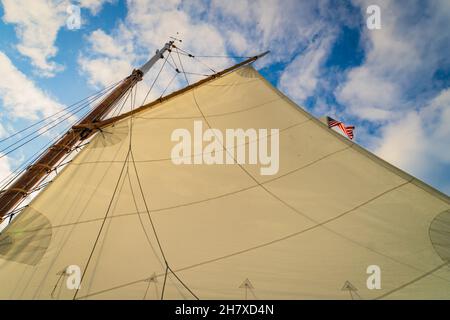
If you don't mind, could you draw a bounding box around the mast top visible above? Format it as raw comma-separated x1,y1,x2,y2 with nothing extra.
256,51,270,59
139,41,174,75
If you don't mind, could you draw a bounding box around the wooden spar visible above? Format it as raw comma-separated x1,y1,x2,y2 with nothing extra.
0,41,176,221
0,50,269,221
94,51,270,129
0,71,141,221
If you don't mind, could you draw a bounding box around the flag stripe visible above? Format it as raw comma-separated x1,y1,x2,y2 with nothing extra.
327,116,355,140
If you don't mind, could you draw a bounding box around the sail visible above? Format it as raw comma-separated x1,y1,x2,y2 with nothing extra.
0,66,449,300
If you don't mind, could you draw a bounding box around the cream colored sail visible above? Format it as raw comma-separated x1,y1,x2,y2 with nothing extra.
0,66,449,300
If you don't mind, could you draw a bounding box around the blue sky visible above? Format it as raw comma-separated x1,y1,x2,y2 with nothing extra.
0,0,449,194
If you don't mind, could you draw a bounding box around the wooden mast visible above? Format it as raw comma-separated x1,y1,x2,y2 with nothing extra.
0,42,174,221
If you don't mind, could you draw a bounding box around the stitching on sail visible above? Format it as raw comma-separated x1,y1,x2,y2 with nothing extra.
73,188,450,300
70,118,312,165
374,261,450,300
134,97,282,120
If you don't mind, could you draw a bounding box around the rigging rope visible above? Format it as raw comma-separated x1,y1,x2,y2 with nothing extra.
0,139,55,190
110,85,133,118
0,112,93,191
0,137,90,222
141,53,170,106
0,79,123,145
71,56,199,299
175,47,190,86
0,110,91,161
166,53,211,78
126,78,188,300
73,150,130,300
0,79,123,159
173,45,250,76
174,45,251,60
127,56,199,299
0,109,93,191
168,50,180,73
160,72,178,98
0,101,91,158
177,51,252,59
161,265,169,300
186,87,447,293
2,46,247,297
0,79,127,224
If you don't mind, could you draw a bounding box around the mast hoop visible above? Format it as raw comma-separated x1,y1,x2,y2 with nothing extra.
5,188,28,195
27,164,53,173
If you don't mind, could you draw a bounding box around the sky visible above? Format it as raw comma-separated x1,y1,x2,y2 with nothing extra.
0,0,449,195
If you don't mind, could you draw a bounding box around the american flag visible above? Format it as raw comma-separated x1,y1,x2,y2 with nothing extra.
327,117,355,140
326,116,341,128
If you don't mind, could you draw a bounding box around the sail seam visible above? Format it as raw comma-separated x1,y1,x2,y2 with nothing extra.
187,82,450,289
374,261,450,300
35,145,350,232
127,63,200,300
74,189,450,300
70,118,310,166
72,150,130,300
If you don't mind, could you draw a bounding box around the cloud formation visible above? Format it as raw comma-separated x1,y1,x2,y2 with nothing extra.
78,0,349,104
279,35,334,103
0,50,69,181
335,0,450,193
375,88,450,193
0,51,63,120
0,156,12,185
1,0,113,77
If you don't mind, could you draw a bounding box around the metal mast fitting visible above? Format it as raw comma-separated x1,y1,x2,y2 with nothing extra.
0,41,174,221
140,41,173,75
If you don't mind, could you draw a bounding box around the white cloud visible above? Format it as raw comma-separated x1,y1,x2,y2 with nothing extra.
1,0,67,77
328,0,450,193
336,67,401,121
0,124,7,138
125,0,228,64
336,0,450,122
0,156,12,183
78,0,115,15
1,0,114,77
78,0,231,105
78,0,345,107
0,48,87,185
375,89,450,192
77,24,136,89
279,36,334,103
81,0,343,76
78,56,134,88
88,28,134,59
0,51,63,120
209,0,335,61
375,112,426,172
77,22,154,107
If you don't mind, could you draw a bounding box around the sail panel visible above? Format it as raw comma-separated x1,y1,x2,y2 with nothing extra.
0,65,449,299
